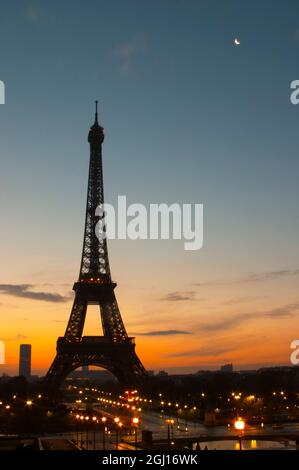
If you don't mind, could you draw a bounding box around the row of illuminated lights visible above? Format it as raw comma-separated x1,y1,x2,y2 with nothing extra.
74,414,140,428
159,392,291,406
0,400,33,410
79,388,292,402
78,389,150,404
0,397,40,409
158,391,291,399
76,397,143,412
72,386,112,396
75,388,293,409
76,395,293,412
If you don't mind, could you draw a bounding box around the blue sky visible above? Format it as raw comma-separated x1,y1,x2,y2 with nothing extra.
0,1,299,374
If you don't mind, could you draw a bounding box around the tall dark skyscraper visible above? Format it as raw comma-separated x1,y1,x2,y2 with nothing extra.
19,344,31,378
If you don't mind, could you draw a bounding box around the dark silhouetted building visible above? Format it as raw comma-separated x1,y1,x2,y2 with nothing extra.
220,363,233,373
19,344,31,378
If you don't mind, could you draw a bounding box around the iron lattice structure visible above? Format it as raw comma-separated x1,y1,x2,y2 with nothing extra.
45,103,146,390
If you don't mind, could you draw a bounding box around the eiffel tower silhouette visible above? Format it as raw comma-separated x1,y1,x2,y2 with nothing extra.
45,102,146,390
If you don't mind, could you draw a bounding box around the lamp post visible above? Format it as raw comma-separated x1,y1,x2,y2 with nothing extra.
234,418,245,450
165,419,174,448
132,417,139,450
114,417,120,450
92,416,97,450
184,406,188,432
101,417,107,450
80,415,84,447
85,416,90,450
75,414,80,444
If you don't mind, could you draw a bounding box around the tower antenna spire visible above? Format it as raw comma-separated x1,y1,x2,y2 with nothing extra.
95,100,98,123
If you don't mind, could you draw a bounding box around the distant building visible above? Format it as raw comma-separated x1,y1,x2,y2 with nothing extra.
239,369,257,375
220,363,233,373
19,344,31,378
157,370,168,377
67,368,116,384
147,370,155,376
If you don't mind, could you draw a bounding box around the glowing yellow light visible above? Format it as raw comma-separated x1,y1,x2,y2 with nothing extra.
114,417,120,423
251,440,257,449
26,400,32,406
234,418,245,431
132,417,139,425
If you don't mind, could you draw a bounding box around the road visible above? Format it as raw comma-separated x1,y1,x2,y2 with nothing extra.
45,406,299,450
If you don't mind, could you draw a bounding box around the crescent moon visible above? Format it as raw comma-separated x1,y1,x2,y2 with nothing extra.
234,38,240,46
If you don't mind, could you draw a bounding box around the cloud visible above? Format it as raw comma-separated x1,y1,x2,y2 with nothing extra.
265,302,299,318
0,284,71,303
15,334,28,340
132,330,192,336
114,34,147,75
195,269,299,287
159,291,196,302
167,346,235,358
3,334,29,342
199,302,299,332
223,296,266,306
241,270,299,283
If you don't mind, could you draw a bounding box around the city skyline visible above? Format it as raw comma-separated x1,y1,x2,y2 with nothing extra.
1,0,299,376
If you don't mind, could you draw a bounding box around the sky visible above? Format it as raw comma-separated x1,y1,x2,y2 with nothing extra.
0,0,299,376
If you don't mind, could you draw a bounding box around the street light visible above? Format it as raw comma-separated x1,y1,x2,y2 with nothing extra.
26,400,32,406
132,417,139,450
114,417,120,450
166,419,174,448
101,417,107,450
85,416,90,450
234,418,245,450
92,416,97,450
79,415,84,447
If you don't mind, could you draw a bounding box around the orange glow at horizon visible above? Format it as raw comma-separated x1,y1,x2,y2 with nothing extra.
0,277,296,377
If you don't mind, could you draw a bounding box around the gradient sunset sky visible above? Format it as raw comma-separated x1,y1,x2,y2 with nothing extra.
1,0,299,376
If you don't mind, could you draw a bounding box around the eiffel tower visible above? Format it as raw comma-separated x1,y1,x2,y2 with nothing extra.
45,102,146,390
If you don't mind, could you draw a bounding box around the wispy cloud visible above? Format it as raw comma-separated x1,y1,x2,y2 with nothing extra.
195,269,299,287
132,330,192,336
0,284,71,303
200,302,299,332
167,346,235,358
114,34,147,75
3,333,29,342
223,295,266,306
159,291,196,302
265,302,299,318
